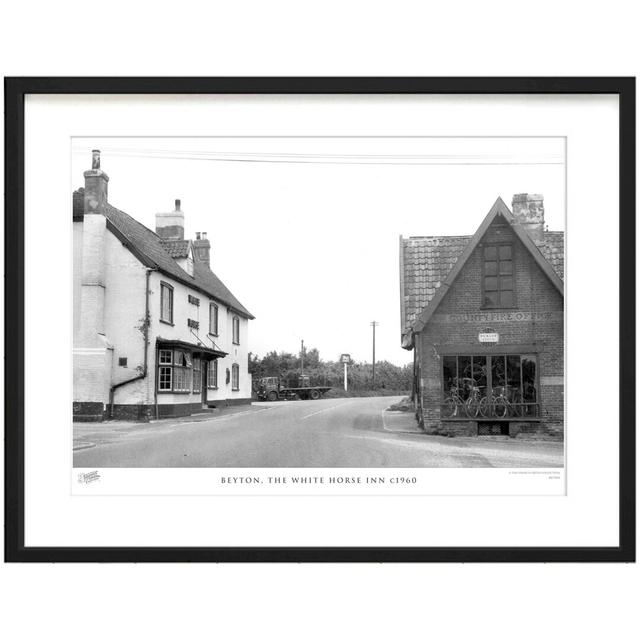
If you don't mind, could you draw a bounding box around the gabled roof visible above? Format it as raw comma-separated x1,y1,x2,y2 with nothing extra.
400,197,564,345
73,189,254,319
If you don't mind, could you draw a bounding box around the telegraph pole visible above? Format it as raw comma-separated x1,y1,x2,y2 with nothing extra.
370,321,378,388
300,339,305,376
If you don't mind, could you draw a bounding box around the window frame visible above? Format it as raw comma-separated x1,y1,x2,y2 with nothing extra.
231,363,240,391
157,348,173,392
157,348,192,394
440,352,541,421
232,315,240,345
209,302,219,336
207,359,219,390
480,242,516,309
160,281,174,325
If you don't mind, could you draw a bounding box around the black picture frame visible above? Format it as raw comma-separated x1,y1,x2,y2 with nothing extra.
4,77,635,563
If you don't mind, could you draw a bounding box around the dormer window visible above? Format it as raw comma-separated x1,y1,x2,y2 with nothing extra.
482,244,515,308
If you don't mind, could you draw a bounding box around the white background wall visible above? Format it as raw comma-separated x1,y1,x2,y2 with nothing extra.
1,3,638,640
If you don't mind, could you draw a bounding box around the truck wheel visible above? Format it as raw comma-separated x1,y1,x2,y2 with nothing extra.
309,389,320,400
268,391,278,402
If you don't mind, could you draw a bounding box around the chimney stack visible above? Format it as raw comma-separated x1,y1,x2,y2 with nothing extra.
511,194,545,246
155,198,185,240
194,231,211,267
83,149,109,215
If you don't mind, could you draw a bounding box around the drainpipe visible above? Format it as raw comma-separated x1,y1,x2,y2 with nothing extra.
109,268,155,418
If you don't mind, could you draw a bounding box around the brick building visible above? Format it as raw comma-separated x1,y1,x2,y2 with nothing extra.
399,195,564,438
73,150,254,421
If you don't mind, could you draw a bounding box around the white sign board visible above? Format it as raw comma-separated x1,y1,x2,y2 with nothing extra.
479,332,499,343
340,353,351,364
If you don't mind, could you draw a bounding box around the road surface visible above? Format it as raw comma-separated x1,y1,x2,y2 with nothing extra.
73,396,564,468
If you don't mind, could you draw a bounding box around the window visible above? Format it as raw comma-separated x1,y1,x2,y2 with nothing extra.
232,315,240,344
482,244,515,308
157,348,192,393
193,357,201,393
209,303,219,335
158,349,173,391
160,282,174,324
232,363,240,391
207,359,218,389
442,354,538,419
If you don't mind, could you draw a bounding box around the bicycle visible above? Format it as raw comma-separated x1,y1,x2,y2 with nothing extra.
442,382,484,418
442,386,464,418
479,385,522,418
464,383,484,418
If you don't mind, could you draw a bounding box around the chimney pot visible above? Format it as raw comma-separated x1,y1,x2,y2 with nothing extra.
175,199,181,211
92,149,101,170
196,232,201,240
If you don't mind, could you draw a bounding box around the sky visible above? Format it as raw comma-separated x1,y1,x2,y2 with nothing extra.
72,137,565,366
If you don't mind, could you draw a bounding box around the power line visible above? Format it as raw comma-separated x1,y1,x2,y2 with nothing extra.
70,148,563,166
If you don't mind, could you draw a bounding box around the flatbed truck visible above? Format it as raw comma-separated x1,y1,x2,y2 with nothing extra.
256,375,332,401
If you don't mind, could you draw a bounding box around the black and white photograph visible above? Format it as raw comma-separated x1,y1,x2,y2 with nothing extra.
72,136,565,470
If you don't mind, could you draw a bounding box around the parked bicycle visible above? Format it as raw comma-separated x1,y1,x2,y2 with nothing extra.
479,385,523,418
442,380,485,418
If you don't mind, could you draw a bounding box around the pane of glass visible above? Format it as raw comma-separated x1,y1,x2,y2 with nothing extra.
458,356,471,400
442,356,457,399
471,356,488,397
483,291,498,307
506,355,521,403
500,290,515,307
499,260,513,274
484,245,497,260
491,355,506,392
499,244,512,259
485,261,497,276
159,366,172,390
484,276,498,291
500,276,514,291
522,355,537,401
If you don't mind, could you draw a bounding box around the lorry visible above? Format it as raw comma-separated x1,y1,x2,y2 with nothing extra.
256,375,332,402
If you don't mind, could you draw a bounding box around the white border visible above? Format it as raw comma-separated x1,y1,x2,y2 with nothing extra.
24,94,619,547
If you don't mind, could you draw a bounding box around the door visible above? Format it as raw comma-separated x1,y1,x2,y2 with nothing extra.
201,362,208,407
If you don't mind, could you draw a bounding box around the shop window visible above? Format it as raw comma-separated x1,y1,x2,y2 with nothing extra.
209,360,218,389
160,282,174,324
441,354,538,419
482,244,515,308
232,363,240,391
209,303,219,336
157,348,192,393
